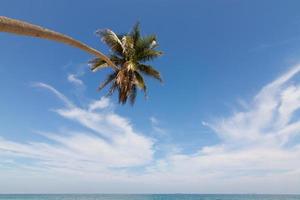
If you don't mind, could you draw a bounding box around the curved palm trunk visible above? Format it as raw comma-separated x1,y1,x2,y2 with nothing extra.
0,16,118,70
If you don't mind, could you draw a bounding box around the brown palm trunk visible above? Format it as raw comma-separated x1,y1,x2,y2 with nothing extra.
0,16,118,70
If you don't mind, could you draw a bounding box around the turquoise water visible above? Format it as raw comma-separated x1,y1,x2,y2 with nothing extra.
0,194,299,200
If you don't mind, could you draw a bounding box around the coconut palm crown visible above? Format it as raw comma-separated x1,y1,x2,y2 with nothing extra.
89,23,163,105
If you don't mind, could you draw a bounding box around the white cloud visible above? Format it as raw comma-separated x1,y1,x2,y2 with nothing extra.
67,73,84,86
0,83,154,175
2,65,300,193
89,97,110,111
150,117,159,125
32,82,74,107
141,65,300,193
150,116,167,135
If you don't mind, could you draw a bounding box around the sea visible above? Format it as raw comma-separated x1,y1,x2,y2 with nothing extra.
0,194,299,200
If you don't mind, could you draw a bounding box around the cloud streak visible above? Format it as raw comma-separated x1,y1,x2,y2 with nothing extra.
141,65,300,193
0,83,154,175
67,73,84,86
1,65,300,193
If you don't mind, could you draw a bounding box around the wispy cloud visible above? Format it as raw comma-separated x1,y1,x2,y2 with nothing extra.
1,65,300,193
32,82,74,107
0,83,154,174
144,65,300,193
89,97,111,111
67,74,84,86
150,116,167,135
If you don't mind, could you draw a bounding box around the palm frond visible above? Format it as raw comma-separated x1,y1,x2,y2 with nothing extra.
118,87,128,104
117,34,126,40
130,22,140,45
109,54,124,66
107,81,118,96
134,71,147,95
121,35,134,57
136,35,157,51
137,49,163,62
89,58,109,72
138,64,162,82
129,85,137,105
96,29,123,55
98,72,117,91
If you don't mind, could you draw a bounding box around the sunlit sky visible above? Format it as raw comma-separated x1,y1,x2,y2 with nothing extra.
1,0,300,194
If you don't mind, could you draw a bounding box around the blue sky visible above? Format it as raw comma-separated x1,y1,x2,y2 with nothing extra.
1,0,300,194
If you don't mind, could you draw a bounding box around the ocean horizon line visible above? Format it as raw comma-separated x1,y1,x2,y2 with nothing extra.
1,193,300,195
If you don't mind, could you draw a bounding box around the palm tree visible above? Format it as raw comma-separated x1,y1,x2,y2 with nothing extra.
0,16,118,69
89,23,163,105
0,17,163,105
